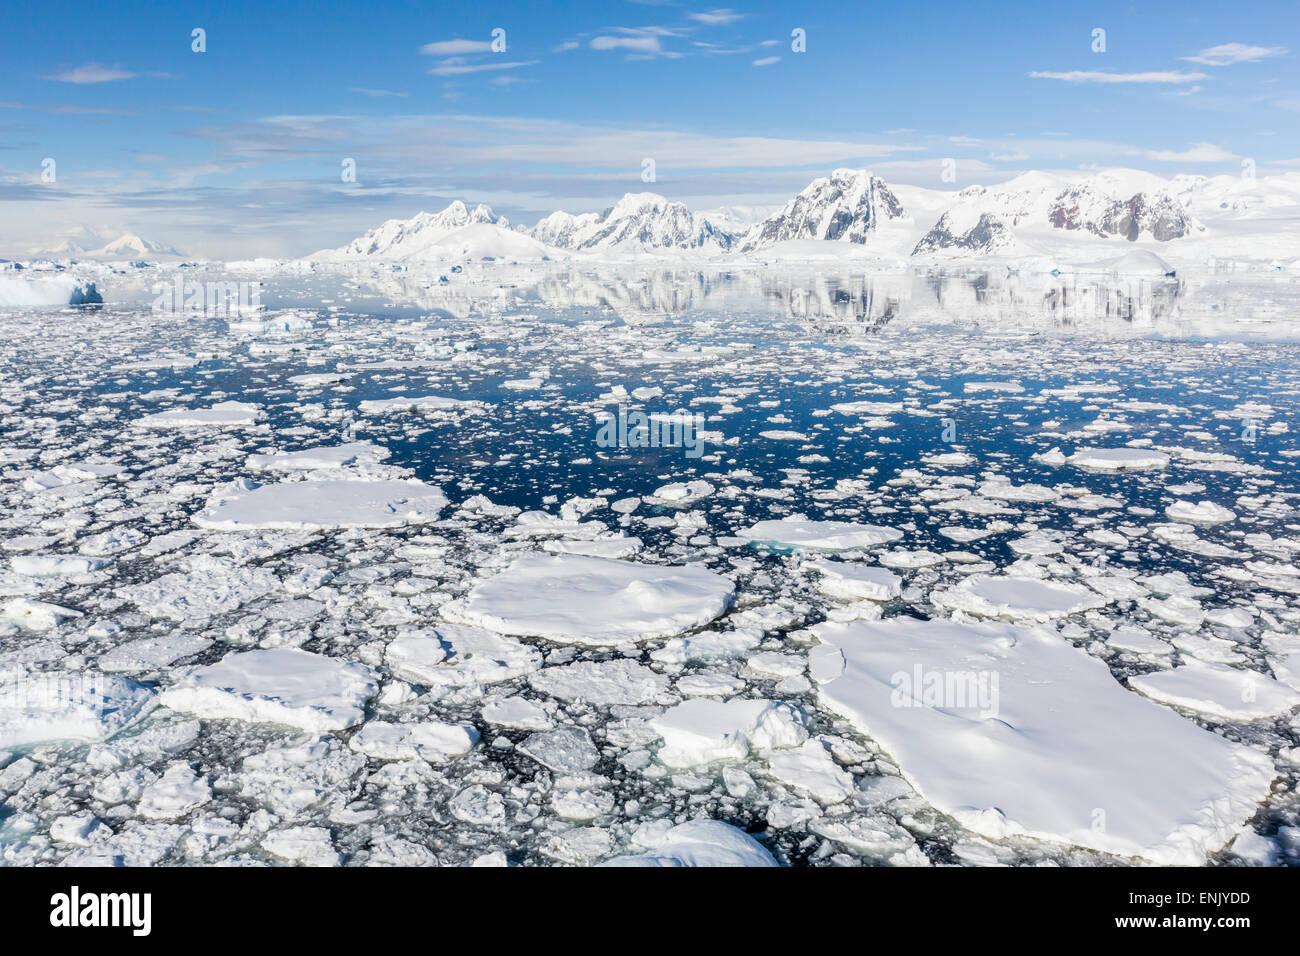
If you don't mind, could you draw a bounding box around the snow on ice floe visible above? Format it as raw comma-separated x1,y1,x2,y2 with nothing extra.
348,720,479,763
358,394,484,415
384,623,543,689
159,648,377,732
600,819,777,867
931,574,1108,622
136,401,262,429
0,675,155,748
812,560,902,601
1065,447,1170,471
811,616,1276,864
115,556,278,622
1165,500,1236,526
650,698,807,768
1128,659,1300,721
246,441,390,472
192,478,449,531
529,658,670,706
736,519,903,552
443,553,734,646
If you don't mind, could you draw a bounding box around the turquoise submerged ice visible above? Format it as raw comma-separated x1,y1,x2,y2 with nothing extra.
0,264,1298,868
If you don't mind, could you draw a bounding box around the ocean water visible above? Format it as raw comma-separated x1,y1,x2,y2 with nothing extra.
0,265,1298,866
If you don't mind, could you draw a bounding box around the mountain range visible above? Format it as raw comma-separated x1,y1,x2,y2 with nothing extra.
302,166,1300,267
33,228,185,260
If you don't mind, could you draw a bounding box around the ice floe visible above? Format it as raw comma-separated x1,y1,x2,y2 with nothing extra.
444,554,734,646
811,616,1275,864
193,479,449,531
160,649,377,732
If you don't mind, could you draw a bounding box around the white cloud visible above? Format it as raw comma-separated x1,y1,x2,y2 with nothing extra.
420,39,494,56
1181,43,1288,66
1028,70,1208,84
349,87,409,98
752,56,779,67
691,9,744,25
1146,142,1239,162
44,63,138,84
427,59,538,76
591,35,661,53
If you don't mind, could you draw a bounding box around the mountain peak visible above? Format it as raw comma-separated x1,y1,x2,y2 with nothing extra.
737,170,906,252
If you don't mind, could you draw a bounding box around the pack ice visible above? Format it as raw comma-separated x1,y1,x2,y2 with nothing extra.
193,479,449,530
159,649,377,732
810,617,1276,864
443,553,734,645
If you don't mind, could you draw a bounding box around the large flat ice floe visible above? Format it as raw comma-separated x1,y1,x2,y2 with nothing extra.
159,648,377,732
931,574,1109,622
246,441,390,472
600,819,777,867
136,401,262,429
736,519,903,552
443,553,734,646
193,479,449,530
385,623,543,689
1066,447,1170,472
0,675,155,748
1128,658,1300,721
810,616,1276,864
650,698,807,768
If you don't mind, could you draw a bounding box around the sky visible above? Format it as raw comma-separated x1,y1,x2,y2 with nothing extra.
1,0,1298,258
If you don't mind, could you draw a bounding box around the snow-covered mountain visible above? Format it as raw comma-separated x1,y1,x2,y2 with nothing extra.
736,170,907,252
315,201,513,261
911,171,1201,257
33,228,184,259
305,167,1300,269
528,210,600,248
530,193,732,253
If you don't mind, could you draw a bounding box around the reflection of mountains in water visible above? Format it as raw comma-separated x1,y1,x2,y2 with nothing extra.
347,266,1211,334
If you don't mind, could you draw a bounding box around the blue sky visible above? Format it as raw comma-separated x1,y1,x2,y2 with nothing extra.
2,0,1297,257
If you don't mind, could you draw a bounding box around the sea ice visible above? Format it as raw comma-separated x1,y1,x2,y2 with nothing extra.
136,401,262,429
384,623,543,688
931,574,1108,622
246,442,390,472
1128,659,1300,721
600,819,777,867
811,616,1276,864
0,675,155,748
736,519,903,552
160,648,377,732
193,479,449,531
650,698,807,768
444,553,734,646
1067,448,1170,472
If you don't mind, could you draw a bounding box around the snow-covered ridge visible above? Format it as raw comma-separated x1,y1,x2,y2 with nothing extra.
313,201,513,262
288,167,1300,267
31,228,184,261
736,169,907,252
529,192,732,254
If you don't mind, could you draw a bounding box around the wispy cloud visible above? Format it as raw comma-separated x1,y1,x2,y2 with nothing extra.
752,56,779,67
349,87,409,98
690,9,744,26
1146,142,1238,162
44,63,141,84
591,34,662,53
420,39,495,56
1181,43,1288,66
1028,70,1208,84
427,59,538,76
0,99,136,115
